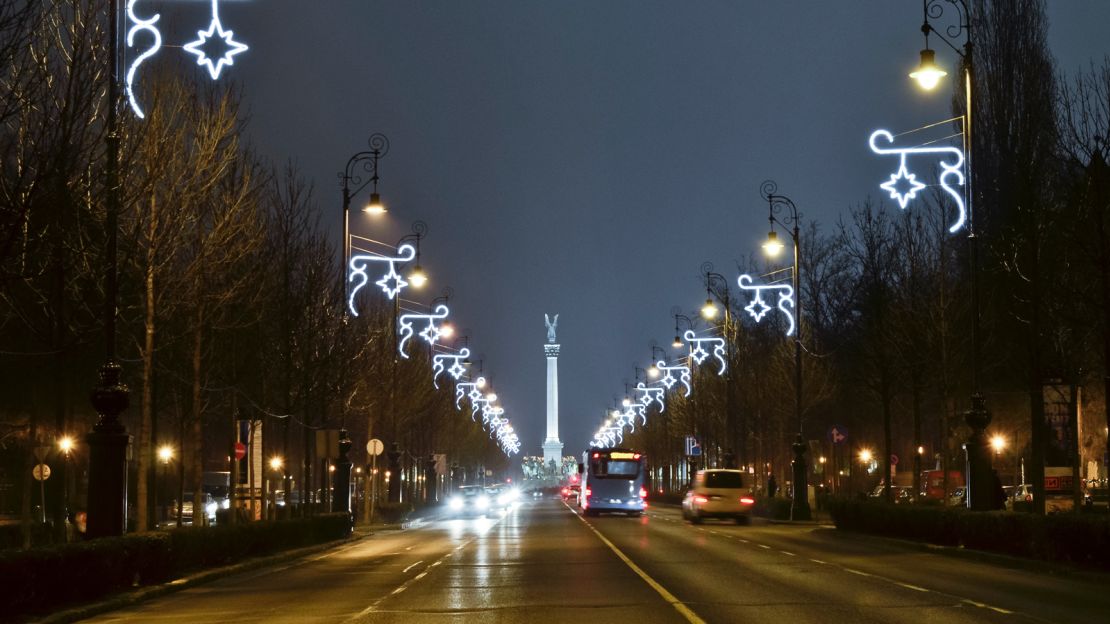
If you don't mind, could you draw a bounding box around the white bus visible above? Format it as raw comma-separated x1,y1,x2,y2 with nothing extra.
579,448,647,516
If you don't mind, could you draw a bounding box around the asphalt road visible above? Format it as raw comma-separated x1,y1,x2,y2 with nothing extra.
80,498,1110,624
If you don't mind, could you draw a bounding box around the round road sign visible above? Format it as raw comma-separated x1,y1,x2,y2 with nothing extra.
32,463,51,481
366,438,384,456
234,442,247,461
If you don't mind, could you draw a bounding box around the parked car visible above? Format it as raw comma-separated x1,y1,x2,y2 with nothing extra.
1084,479,1108,509
1007,483,1033,511
948,487,966,507
171,492,218,524
682,469,755,525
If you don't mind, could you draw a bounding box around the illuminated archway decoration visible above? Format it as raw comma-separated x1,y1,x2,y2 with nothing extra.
398,304,450,358
738,274,795,337
348,244,416,315
869,129,966,233
183,0,249,80
431,348,470,389
654,360,692,397
125,1,161,119
635,382,665,412
683,330,726,375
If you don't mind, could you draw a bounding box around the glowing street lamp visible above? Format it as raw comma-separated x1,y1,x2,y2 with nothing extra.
990,434,1006,454
762,230,785,257
859,448,873,464
647,345,666,378
673,312,694,349
909,48,947,90
157,445,173,464
58,436,75,455
700,297,718,320
269,456,284,472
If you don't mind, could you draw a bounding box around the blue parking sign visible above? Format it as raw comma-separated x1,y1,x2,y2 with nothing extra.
685,435,702,457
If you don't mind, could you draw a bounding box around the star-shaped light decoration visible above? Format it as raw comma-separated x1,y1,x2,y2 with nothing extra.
744,295,772,321
419,323,443,344
183,0,248,80
880,160,926,209
688,344,709,365
375,265,407,299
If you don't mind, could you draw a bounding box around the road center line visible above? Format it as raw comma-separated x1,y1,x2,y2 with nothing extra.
402,560,424,574
575,511,707,624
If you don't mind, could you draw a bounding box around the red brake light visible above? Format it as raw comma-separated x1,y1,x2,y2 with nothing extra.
585,487,592,497
638,487,647,498
1025,494,1032,502
561,488,568,495
693,495,709,504
740,497,755,505
592,453,599,458
633,453,641,460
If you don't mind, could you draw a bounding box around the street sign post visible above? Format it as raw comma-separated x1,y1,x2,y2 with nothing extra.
33,463,50,523
685,436,702,457
365,439,384,526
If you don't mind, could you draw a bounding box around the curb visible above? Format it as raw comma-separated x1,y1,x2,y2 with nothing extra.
29,533,365,624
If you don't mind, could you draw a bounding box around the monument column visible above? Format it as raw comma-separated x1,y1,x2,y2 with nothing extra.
542,314,564,467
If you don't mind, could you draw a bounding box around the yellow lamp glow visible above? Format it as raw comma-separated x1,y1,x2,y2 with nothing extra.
762,230,785,257
409,265,427,288
439,322,455,339
363,192,386,215
157,445,174,463
648,364,660,378
672,335,683,349
859,449,873,464
910,48,947,90
58,436,75,454
990,434,1006,454
269,456,284,471
701,298,718,320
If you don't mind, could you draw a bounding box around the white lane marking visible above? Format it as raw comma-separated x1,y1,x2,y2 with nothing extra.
402,560,423,574
757,544,771,550
780,550,796,557
391,586,406,595
346,538,475,621
737,539,749,543
572,503,706,624
845,568,872,577
413,572,427,581
897,582,929,592
809,558,828,565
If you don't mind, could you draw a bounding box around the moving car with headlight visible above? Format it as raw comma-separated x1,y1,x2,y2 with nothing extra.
485,483,519,512
579,448,647,516
447,485,492,517
682,469,754,524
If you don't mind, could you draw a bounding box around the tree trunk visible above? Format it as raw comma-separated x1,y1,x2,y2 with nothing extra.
136,194,157,532
191,307,205,526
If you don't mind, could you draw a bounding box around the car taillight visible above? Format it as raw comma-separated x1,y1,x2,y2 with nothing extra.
1025,494,1032,502
740,497,755,505
638,487,647,498
585,487,592,497
693,495,709,504
561,488,568,495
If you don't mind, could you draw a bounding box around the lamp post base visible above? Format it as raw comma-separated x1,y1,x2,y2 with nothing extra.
964,393,994,510
331,429,352,516
791,434,811,521
86,361,130,538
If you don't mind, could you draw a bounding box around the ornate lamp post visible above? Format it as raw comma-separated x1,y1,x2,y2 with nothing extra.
760,179,810,520
701,264,737,468
340,134,389,304
908,0,994,511
673,312,694,350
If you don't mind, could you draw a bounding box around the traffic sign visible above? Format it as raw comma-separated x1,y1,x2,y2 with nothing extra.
890,454,899,466
366,438,384,456
828,425,848,445
685,435,702,457
234,442,247,461
32,463,51,481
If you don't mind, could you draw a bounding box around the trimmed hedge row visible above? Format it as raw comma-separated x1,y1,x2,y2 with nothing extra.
0,513,352,620
827,499,1110,570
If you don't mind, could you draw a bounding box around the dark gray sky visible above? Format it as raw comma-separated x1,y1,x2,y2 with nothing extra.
185,1,1110,457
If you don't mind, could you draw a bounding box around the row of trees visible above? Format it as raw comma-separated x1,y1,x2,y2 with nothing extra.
619,0,1109,512
0,0,506,546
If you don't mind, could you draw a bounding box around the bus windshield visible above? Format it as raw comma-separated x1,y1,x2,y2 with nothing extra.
590,451,642,479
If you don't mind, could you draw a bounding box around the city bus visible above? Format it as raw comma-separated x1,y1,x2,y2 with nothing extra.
579,448,647,516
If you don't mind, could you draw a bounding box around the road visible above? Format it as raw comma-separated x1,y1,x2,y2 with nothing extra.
79,498,1110,624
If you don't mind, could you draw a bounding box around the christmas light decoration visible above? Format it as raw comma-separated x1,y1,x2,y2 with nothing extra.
654,360,692,397
183,0,248,80
737,274,795,337
455,377,486,411
124,1,161,119
431,348,470,389
635,382,665,412
397,304,450,358
348,244,417,315
683,330,726,375
869,129,966,233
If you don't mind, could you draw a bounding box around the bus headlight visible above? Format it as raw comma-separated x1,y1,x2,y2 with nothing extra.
449,497,463,510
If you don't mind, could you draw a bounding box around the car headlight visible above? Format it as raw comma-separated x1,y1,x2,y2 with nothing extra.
476,495,490,509
221,498,230,510
449,497,463,510
205,502,218,517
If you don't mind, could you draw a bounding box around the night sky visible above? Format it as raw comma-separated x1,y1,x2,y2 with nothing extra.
164,1,1110,457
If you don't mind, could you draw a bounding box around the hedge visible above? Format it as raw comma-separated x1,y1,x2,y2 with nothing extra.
0,512,352,620
827,499,1110,570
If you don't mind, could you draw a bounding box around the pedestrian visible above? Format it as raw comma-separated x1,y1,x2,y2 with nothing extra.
767,474,778,498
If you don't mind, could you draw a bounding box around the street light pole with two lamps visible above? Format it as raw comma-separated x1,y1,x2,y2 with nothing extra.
701,265,738,469
760,179,810,520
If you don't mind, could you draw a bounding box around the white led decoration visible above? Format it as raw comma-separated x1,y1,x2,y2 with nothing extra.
737,274,795,337
183,0,249,80
455,377,486,411
125,1,161,119
431,348,470,389
683,330,727,375
654,360,692,397
348,244,417,315
869,129,966,233
635,382,665,412
397,304,450,358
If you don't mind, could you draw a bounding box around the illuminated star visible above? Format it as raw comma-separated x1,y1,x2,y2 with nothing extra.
689,344,709,365
659,372,677,389
419,323,442,344
375,265,407,299
745,296,772,321
880,161,926,209
448,361,466,379
183,0,248,80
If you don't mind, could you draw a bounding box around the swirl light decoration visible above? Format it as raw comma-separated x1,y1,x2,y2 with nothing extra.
455,377,486,410
654,360,692,397
348,244,417,315
683,330,726,375
869,129,966,233
635,382,665,412
125,1,161,119
737,274,796,337
397,304,450,358
183,0,249,80
431,348,470,389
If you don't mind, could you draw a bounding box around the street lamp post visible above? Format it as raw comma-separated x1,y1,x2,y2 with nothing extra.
760,179,810,520
340,133,389,305
58,437,74,539
157,445,173,525
909,0,995,511
701,265,737,469
86,0,131,540
387,223,427,503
